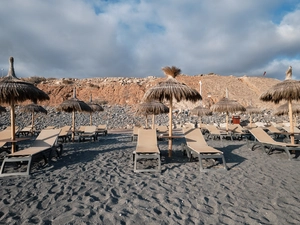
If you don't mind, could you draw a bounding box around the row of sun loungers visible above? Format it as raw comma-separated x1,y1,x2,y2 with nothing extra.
0,124,108,176
133,125,228,173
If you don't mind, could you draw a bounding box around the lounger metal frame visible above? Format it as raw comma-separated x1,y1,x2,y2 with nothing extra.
0,129,62,177
183,127,227,172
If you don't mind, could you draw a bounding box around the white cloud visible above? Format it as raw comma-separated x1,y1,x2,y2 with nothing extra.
0,0,299,80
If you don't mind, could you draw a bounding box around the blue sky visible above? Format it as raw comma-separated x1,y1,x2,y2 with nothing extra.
0,0,299,80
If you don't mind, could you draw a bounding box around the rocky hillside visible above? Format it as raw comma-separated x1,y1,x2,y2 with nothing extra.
23,74,281,110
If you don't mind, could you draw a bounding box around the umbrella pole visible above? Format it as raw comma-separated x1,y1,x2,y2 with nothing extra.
152,114,155,129
288,99,295,144
168,98,173,157
250,114,252,127
31,112,34,134
145,115,148,128
10,100,16,153
226,112,229,132
72,110,75,142
90,112,92,126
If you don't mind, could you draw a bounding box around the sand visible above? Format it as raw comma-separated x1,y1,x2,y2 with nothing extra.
0,130,300,224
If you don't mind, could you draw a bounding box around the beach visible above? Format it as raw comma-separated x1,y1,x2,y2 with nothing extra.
0,128,300,225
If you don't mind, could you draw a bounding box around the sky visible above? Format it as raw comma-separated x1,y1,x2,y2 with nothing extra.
0,0,300,80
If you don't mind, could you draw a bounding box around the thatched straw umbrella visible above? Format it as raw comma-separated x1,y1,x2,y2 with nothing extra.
260,66,300,144
191,105,212,127
20,101,47,133
274,102,300,127
0,57,49,153
135,101,169,129
57,88,92,141
143,66,202,157
87,95,104,126
210,90,246,131
245,106,261,128
274,102,300,116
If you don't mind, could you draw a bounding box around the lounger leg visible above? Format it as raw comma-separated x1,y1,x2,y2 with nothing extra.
221,154,228,170
198,154,205,172
284,147,292,160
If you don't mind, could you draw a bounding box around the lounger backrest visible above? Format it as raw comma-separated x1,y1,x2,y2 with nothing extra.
59,126,71,136
205,125,221,134
137,129,157,147
98,125,107,130
283,126,300,133
183,127,208,147
133,126,140,135
156,126,168,133
30,129,61,148
249,128,276,144
84,126,96,134
266,125,281,133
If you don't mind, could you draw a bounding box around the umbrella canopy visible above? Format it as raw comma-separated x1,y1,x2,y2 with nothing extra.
135,100,169,129
20,102,47,133
260,66,300,144
191,105,212,116
274,102,300,116
245,106,261,127
191,105,212,128
87,95,104,126
210,96,246,131
143,66,202,157
0,57,49,153
57,88,92,141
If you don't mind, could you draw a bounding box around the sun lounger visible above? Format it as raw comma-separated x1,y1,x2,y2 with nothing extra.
247,127,300,160
264,124,287,139
58,126,71,142
205,124,233,145
96,124,108,136
44,126,57,130
17,125,35,136
78,126,97,142
131,126,140,141
0,127,24,150
228,124,251,140
156,125,168,134
133,128,161,173
182,127,227,172
0,129,62,176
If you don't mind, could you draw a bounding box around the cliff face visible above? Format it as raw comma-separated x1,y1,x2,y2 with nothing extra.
32,74,280,110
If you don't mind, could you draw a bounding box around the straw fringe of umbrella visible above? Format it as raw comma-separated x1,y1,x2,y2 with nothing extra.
143,66,201,157
0,57,49,153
